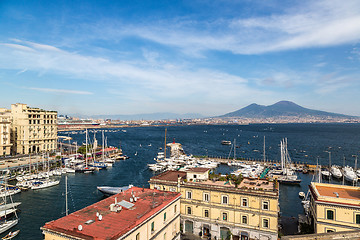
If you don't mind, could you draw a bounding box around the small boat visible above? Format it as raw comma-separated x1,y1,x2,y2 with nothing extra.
2,230,20,239
0,189,21,198
88,161,107,170
0,220,18,236
221,140,231,145
31,179,60,190
0,203,21,212
75,166,95,173
321,170,331,178
299,192,305,199
97,185,133,196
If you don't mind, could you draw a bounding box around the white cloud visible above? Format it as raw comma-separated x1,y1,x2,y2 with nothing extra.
0,40,262,106
103,0,360,55
28,87,93,95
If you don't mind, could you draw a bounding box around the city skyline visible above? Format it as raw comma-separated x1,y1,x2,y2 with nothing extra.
1,0,360,116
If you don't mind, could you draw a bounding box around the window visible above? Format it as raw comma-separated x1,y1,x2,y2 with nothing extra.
204,193,210,202
187,206,192,215
326,210,334,220
170,187,176,192
186,191,192,199
262,201,269,210
242,215,248,224
163,233,166,240
263,219,269,228
356,214,360,224
136,233,140,240
242,198,248,207
222,195,228,204
222,212,228,221
174,204,177,213
204,209,209,218
151,221,155,232
326,229,335,233
164,212,167,221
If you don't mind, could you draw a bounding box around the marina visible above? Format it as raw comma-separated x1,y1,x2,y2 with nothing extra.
0,123,360,239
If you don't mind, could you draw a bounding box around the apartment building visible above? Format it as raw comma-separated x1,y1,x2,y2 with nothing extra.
10,103,57,155
309,182,360,233
41,186,181,240
149,168,279,240
0,108,12,156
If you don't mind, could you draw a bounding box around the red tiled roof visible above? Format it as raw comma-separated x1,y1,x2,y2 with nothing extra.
187,167,210,173
150,171,186,182
312,184,360,200
42,187,181,240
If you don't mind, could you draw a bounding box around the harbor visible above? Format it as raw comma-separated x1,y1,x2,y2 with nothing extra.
0,123,360,239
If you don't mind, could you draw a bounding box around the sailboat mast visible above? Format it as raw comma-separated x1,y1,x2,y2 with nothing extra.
85,129,88,167
233,139,236,160
65,175,68,216
164,128,167,159
263,136,266,163
102,130,105,161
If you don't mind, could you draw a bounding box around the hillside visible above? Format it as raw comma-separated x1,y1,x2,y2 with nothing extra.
221,101,354,118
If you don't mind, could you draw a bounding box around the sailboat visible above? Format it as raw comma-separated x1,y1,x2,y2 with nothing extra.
75,129,95,173
2,230,20,239
277,138,301,184
0,170,19,234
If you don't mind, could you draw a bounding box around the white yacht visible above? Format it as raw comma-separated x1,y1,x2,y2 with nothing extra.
330,165,342,179
343,166,358,182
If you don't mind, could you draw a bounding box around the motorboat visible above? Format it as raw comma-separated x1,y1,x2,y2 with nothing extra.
31,179,60,190
321,169,331,178
299,192,305,199
330,165,342,179
221,140,232,145
343,166,358,182
0,189,21,198
97,185,133,196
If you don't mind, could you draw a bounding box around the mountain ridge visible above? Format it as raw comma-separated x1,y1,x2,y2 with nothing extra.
220,101,356,118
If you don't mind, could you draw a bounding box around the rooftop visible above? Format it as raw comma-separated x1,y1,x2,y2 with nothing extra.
187,167,210,173
42,187,181,240
311,182,360,202
150,170,187,182
150,171,276,194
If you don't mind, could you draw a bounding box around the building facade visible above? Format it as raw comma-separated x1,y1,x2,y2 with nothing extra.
309,182,360,233
10,103,57,155
0,108,12,156
149,169,279,240
41,186,181,240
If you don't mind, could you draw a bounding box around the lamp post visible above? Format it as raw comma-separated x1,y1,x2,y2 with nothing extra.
325,151,331,183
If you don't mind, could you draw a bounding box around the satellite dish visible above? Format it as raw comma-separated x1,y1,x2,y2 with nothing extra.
96,212,99,217
78,225,83,231
98,215,103,221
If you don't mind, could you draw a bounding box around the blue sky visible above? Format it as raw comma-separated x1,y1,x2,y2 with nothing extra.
1,0,360,116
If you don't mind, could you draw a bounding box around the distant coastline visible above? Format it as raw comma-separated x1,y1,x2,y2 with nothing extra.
57,119,360,132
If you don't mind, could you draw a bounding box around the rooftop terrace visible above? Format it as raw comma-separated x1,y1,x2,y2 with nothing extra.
42,187,181,240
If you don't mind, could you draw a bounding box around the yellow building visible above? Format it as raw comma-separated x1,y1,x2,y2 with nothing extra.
0,108,12,156
10,103,57,155
149,168,279,240
41,186,181,240
309,182,360,233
